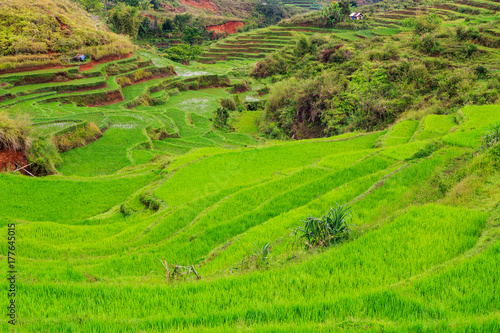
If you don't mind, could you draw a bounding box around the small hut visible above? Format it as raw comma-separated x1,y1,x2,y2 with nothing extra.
349,13,364,20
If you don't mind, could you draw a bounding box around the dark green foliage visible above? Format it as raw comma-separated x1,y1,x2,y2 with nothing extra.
253,12,500,139
162,18,174,33
219,98,237,111
295,34,313,57
197,75,230,88
417,34,441,56
140,193,163,211
409,142,443,160
211,107,230,130
254,0,287,27
413,13,441,36
474,66,489,79
482,123,500,150
251,53,289,79
322,2,342,26
294,204,353,248
174,14,192,31
339,0,351,23
232,81,251,94
182,27,201,45
164,44,202,65
108,3,142,39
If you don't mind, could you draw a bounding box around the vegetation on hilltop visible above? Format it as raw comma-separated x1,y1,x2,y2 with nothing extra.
252,14,500,138
72,0,305,52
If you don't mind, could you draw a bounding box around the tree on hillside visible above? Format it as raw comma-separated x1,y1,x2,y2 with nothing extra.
255,0,286,27
211,107,230,130
339,0,351,23
162,18,174,33
138,0,153,10
75,0,104,15
108,3,142,39
182,26,201,45
174,14,192,31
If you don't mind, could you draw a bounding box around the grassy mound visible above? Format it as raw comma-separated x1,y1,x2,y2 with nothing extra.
0,0,135,73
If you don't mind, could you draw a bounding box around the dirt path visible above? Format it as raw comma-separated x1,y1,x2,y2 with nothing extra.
207,21,245,35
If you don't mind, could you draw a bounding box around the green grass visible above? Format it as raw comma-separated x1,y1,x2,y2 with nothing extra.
372,28,401,36
57,116,149,176
379,120,419,147
443,105,500,148
413,115,457,141
0,172,155,222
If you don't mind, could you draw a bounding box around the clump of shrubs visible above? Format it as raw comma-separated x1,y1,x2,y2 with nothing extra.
211,107,230,130
219,97,237,111
0,112,32,153
53,122,102,152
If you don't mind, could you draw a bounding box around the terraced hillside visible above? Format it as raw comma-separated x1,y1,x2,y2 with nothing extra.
1,1,500,331
0,52,266,177
280,0,323,11
371,0,500,26
1,97,500,330
199,25,380,63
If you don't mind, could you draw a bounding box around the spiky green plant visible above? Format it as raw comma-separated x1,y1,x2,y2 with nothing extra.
295,204,352,248
482,123,500,149
252,242,271,264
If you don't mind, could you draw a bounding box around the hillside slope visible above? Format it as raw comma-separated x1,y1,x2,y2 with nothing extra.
0,0,134,73
1,101,500,331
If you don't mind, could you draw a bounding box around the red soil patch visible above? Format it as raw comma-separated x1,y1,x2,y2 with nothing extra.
143,14,159,22
180,0,218,12
80,53,133,71
207,21,245,35
0,150,28,173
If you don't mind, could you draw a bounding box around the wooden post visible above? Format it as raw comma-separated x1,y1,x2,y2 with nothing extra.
13,162,35,177
157,257,171,282
191,266,201,280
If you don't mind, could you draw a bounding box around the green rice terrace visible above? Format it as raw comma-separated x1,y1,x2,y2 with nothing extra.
1,0,500,331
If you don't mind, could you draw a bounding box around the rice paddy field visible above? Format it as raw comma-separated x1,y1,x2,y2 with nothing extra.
1,15,500,333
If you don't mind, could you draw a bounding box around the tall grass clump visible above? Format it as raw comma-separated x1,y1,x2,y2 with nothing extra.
482,123,500,150
0,112,32,153
294,204,353,248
